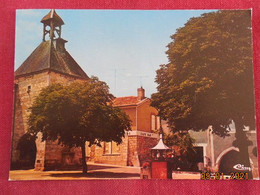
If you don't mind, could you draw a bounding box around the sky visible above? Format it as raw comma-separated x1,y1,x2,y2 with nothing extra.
15,9,216,98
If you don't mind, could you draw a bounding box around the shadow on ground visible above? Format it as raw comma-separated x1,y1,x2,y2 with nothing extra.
11,164,118,171
50,171,140,178
87,164,117,171
50,164,119,171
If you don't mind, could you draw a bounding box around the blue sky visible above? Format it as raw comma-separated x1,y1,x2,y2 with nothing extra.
15,9,215,97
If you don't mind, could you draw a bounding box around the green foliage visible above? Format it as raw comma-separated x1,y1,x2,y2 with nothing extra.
151,10,255,137
164,132,195,156
164,132,197,168
28,77,131,148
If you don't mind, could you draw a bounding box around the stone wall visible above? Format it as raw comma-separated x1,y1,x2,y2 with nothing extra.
49,71,82,84
93,136,128,166
12,70,87,170
190,129,258,178
136,136,158,165
12,70,160,170
128,135,158,167
12,72,50,167
213,131,258,177
43,141,83,170
92,134,158,167
42,72,86,170
127,135,138,166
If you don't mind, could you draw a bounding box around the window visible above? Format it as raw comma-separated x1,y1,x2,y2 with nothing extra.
151,115,160,131
103,141,120,155
27,85,31,93
156,116,160,130
151,115,156,131
104,142,111,154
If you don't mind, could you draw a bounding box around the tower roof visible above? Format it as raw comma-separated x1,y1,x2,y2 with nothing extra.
15,40,89,79
151,134,170,150
41,9,64,25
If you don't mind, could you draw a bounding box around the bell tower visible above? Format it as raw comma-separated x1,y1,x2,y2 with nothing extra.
41,9,64,41
11,9,89,171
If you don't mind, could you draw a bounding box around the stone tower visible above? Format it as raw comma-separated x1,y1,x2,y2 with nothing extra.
11,10,89,170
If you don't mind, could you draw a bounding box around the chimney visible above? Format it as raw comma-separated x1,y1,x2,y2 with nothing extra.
137,87,145,100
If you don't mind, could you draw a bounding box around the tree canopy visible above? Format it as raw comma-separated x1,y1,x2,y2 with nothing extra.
28,77,131,173
164,132,195,156
151,10,254,136
151,10,255,177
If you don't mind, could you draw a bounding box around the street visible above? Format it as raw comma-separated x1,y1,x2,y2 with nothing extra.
9,162,141,180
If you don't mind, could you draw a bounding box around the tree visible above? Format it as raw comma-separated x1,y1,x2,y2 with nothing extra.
28,77,131,173
151,10,255,177
164,132,195,157
164,131,196,170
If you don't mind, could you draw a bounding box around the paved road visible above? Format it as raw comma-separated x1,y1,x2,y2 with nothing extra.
9,162,141,180
172,171,201,179
10,163,203,180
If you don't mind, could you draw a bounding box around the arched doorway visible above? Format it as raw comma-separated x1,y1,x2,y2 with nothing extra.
218,149,241,174
16,134,37,169
218,148,253,178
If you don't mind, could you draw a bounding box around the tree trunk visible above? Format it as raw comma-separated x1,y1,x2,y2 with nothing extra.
233,119,253,179
81,142,87,174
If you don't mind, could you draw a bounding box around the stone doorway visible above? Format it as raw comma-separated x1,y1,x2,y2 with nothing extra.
218,150,240,174
15,134,37,169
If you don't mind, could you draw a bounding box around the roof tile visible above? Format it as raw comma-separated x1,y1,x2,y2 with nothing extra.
113,96,143,106
41,9,64,25
15,40,89,79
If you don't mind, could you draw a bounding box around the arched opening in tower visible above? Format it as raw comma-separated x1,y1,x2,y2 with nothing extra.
16,134,37,169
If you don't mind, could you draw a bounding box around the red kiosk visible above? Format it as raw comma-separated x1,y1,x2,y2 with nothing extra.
151,134,172,179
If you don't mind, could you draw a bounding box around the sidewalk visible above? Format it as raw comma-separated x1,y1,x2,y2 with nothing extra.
172,171,201,179
9,162,141,180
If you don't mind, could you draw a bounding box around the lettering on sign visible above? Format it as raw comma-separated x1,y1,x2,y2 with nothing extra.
127,130,159,138
233,164,252,171
140,132,152,137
